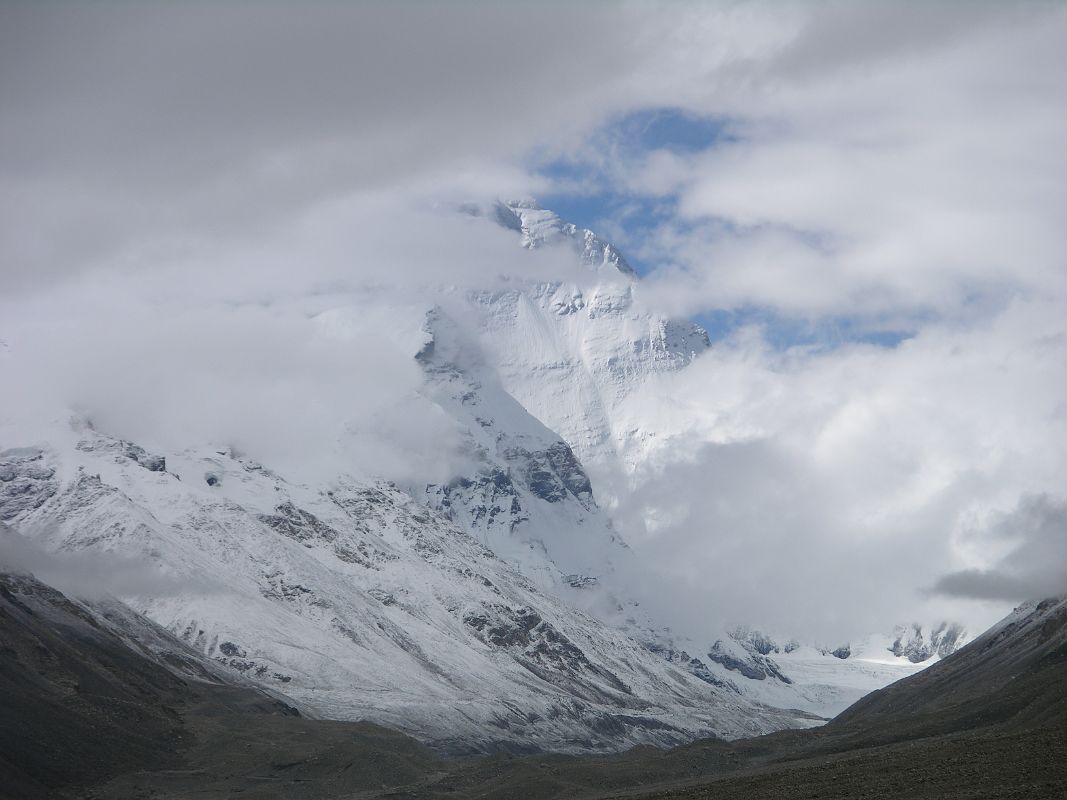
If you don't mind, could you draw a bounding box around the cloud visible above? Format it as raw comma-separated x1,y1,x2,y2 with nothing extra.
11,2,1062,318
597,293,1067,639
0,192,594,485
933,494,1067,602
540,4,1067,323
495,3,1067,636
3,1,1065,640
0,523,213,600
0,1,664,293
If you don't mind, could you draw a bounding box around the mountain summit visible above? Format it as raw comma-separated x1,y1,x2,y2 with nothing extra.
0,203,940,751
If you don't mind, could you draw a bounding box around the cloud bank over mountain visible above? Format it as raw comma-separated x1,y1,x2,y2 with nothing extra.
933,494,1067,603
2,1,1065,636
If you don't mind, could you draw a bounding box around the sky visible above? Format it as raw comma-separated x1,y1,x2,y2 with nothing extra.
2,1,1066,639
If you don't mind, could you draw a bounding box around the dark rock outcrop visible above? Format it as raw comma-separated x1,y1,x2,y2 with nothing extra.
707,640,792,684
889,621,967,663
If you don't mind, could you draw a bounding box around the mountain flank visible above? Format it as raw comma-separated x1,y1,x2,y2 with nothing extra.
3,569,1062,799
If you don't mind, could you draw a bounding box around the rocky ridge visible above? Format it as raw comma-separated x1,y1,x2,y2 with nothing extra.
0,427,814,754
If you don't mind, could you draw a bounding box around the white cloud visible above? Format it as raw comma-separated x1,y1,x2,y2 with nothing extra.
0,2,660,292
578,5,1067,322
3,1,1064,639
508,4,1067,637
604,293,1067,638
0,524,217,600
0,190,588,485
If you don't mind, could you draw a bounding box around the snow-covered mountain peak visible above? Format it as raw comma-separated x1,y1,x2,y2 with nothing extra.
0,196,965,754
460,199,637,280
502,201,636,278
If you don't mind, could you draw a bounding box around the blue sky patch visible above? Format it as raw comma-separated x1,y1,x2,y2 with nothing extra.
696,308,916,350
533,107,734,266
531,108,911,352
608,107,735,154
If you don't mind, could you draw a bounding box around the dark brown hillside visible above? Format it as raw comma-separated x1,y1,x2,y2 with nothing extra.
2,569,1064,800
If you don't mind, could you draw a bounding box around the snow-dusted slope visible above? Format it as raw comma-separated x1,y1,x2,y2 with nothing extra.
0,200,961,751
419,202,712,621
0,429,813,753
457,201,709,473
416,303,638,614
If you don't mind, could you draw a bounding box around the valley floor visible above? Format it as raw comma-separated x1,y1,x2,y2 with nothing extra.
80,714,1067,800
608,728,1067,800
5,565,1063,800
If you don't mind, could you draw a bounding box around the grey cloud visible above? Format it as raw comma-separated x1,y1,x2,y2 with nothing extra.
595,297,1067,639
3,1,1065,641
608,436,961,642
933,494,1067,602
767,2,1036,79
0,523,215,600
0,2,645,291
931,570,1036,603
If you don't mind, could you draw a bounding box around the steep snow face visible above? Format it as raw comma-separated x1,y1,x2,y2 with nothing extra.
0,429,813,753
497,201,636,278
455,202,709,474
416,304,633,596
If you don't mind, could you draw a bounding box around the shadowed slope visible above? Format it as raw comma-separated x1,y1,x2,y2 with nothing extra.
830,596,1067,738
0,571,443,799
3,571,1064,799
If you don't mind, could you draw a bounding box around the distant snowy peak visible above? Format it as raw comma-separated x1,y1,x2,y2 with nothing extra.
461,199,636,279
889,621,968,663
724,621,968,667
497,201,637,278
445,199,709,475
